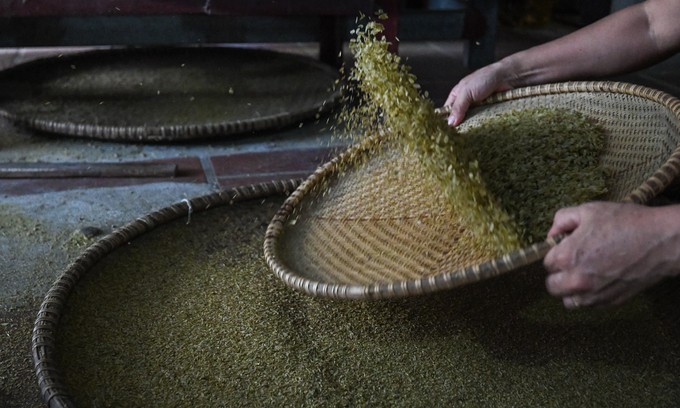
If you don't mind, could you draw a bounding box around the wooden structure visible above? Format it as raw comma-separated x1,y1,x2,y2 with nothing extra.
0,0,498,68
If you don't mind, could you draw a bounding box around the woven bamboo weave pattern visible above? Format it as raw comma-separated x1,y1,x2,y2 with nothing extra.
265,81,680,299
279,145,493,285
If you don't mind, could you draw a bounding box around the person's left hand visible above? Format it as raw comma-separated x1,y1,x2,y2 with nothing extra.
543,201,680,309
444,61,514,126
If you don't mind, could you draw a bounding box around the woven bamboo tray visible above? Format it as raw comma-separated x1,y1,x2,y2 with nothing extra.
0,47,339,142
264,81,680,299
30,178,680,407
32,180,301,408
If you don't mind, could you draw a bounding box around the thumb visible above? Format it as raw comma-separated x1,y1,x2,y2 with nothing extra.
447,92,472,127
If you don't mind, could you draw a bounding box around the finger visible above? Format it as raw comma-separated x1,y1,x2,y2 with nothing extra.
561,282,626,310
447,91,473,127
563,296,581,310
545,270,595,297
543,247,560,274
444,86,458,109
547,206,582,237
444,89,463,126
543,242,573,274
565,290,607,309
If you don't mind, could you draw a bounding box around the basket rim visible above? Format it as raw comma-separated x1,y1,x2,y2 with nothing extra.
0,46,340,143
263,80,680,300
31,180,301,408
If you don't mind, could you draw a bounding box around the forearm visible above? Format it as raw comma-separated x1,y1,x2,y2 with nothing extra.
500,0,680,87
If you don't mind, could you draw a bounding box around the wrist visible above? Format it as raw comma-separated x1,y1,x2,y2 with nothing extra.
496,55,528,89
500,48,566,88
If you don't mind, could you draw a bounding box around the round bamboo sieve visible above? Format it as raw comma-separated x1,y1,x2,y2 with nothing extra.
264,81,680,299
0,47,339,142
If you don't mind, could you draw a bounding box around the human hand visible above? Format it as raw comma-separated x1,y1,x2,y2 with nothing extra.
444,61,515,126
543,202,680,309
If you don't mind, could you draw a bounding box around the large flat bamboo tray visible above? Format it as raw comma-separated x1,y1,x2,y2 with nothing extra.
0,47,339,142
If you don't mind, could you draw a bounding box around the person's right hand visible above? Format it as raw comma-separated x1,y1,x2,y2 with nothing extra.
543,202,680,309
444,61,515,127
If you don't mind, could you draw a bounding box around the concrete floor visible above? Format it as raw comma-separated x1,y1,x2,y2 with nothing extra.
2,20,680,407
